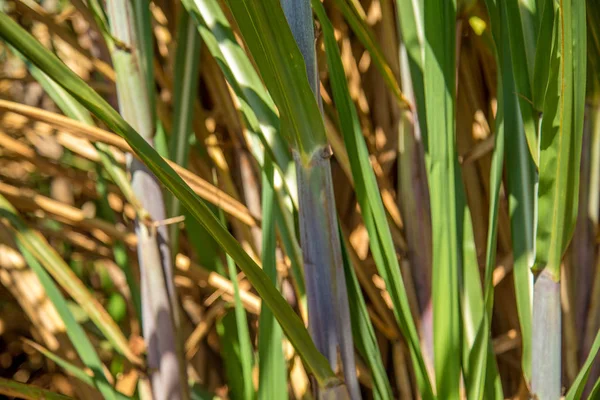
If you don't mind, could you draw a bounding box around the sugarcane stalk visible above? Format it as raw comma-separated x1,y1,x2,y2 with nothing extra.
280,1,359,398
105,1,188,398
531,270,562,399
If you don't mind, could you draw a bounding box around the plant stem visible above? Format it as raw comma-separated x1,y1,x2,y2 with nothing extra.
531,270,562,399
105,1,188,398
280,1,358,398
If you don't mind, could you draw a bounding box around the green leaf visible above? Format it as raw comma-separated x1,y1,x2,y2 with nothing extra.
340,233,393,400
534,0,586,281
466,7,523,399
181,0,292,175
503,0,540,166
0,11,336,387
422,0,478,397
394,0,427,133
501,23,536,390
532,2,586,398
258,158,288,400
565,324,600,399
590,379,600,400
22,339,131,400
167,9,202,254
531,0,556,110
217,311,254,400
312,1,433,397
0,377,74,400
223,0,327,160
482,0,536,383
221,207,255,400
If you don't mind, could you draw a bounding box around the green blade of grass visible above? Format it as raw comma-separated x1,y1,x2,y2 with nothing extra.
466,7,519,399
482,0,536,383
0,197,122,400
504,0,540,165
23,340,96,388
531,0,556,110
534,0,586,282
395,0,426,131
502,14,536,388
566,327,600,400
422,0,476,397
181,0,294,187
258,157,288,400
22,339,131,400
519,0,540,69
0,12,337,388
589,378,600,400
532,2,586,398
217,311,253,400
0,377,74,400
396,2,490,393
394,0,435,375
340,232,393,400
312,1,433,397
185,188,253,398
167,9,202,255
222,0,327,160
220,207,255,400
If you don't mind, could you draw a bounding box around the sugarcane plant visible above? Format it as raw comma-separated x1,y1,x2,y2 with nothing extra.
1,0,600,399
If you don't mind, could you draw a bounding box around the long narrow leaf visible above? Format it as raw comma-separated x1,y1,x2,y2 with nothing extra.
534,0,586,281
482,0,536,383
340,232,393,400
221,207,254,400
258,158,288,399
532,1,586,398
567,327,600,400
0,377,73,400
167,10,202,254
0,12,336,388
504,0,540,164
223,0,327,160
422,0,476,397
466,7,519,398
312,2,432,397
22,339,131,400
